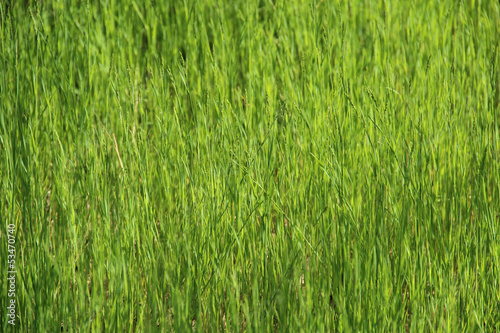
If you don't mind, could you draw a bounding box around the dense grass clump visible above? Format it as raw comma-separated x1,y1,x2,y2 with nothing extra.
1,0,499,331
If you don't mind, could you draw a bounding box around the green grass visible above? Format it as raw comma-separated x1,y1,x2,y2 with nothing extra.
1,0,499,331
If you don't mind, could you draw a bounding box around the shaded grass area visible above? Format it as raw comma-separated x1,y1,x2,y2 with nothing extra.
1,0,499,331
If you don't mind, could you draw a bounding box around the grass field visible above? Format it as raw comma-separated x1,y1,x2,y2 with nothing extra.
1,0,500,331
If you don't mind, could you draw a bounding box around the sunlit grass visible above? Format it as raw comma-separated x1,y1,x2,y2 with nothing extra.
1,0,499,331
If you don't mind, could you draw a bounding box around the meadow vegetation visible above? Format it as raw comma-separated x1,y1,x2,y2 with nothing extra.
1,0,499,331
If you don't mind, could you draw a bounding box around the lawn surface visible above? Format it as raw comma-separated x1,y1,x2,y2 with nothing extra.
1,0,499,331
